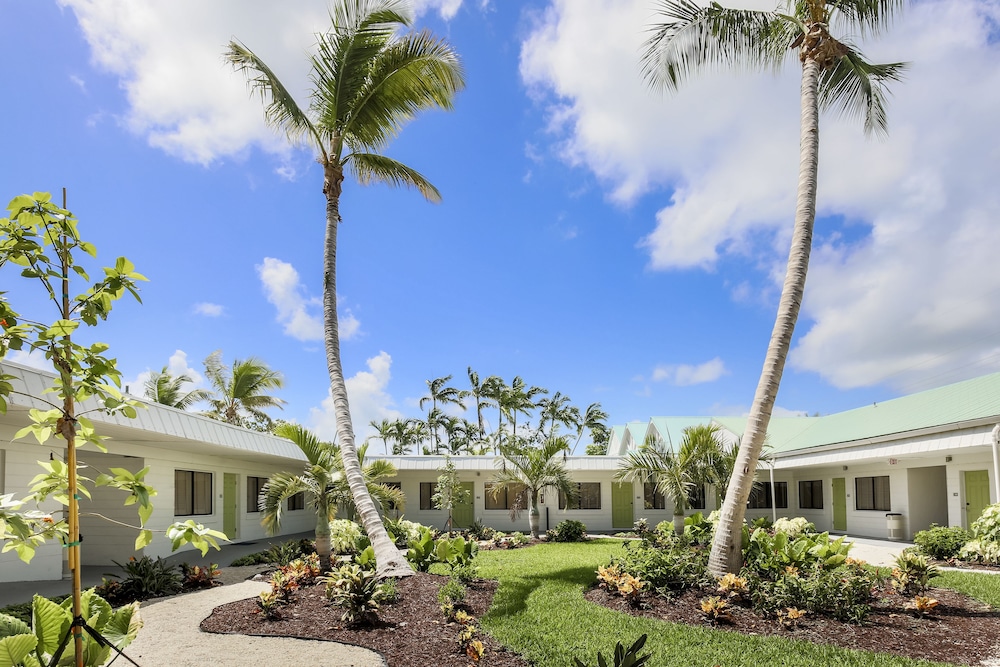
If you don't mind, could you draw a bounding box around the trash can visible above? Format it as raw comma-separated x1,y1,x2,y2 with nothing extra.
886,513,904,541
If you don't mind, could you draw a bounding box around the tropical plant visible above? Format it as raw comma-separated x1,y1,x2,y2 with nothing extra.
616,425,726,534
537,391,581,439
421,375,468,454
226,0,464,578
433,456,471,531
201,350,285,430
100,556,182,603
960,503,1000,564
574,402,609,454
547,519,588,543
262,423,402,569
466,367,497,438
913,524,972,560
143,366,211,410
574,634,651,667
368,418,395,454
642,0,906,575
491,435,575,538
0,591,141,667
323,562,388,625
498,376,547,444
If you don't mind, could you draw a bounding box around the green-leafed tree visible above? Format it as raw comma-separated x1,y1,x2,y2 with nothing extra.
202,350,285,430
466,366,496,439
263,423,403,569
574,402,609,454
643,0,905,574
537,391,581,439
616,424,726,535
491,435,576,539
368,417,395,454
420,375,468,454
143,366,211,410
226,0,463,578
499,376,547,446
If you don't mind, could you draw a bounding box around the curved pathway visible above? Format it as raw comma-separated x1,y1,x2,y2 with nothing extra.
125,580,387,667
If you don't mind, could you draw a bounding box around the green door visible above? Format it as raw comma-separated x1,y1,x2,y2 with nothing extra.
223,473,238,540
612,482,634,530
832,478,847,532
452,482,474,529
965,470,991,528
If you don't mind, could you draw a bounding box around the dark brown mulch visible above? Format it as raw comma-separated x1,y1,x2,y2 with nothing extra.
585,584,1000,666
200,572,530,667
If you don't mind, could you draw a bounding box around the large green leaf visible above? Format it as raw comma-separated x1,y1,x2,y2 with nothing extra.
0,615,30,639
31,596,69,656
0,633,36,667
102,603,142,649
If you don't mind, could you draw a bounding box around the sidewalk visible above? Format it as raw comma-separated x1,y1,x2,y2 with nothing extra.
0,531,315,607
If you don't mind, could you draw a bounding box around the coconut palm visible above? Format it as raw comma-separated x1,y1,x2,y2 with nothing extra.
262,423,403,569
573,402,609,454
490,435,576,538
499,376,547,445
202,350,285,429
616,424,726,535
466,366,496,437
368,418,395,454
420,375,468,454
537,391,581,439
226,0,464,578
143,366,211,410
643,0,905,574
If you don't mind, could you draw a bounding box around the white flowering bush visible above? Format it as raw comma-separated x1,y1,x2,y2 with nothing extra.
960,503,1000,564
329,519,364,554
772,517,815,539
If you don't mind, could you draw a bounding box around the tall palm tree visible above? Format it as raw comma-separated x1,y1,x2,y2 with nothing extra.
420,375,468,454
368,418,395,454
143,366,211,410
491,436,576,538
537,391,581,439
499,376,547,444
202,350,285,429
262,424,403,569
226,0,464,578
616,424,725,535
643,0,905,574
466,366,496,438
573,402,609,454
480,374,506,448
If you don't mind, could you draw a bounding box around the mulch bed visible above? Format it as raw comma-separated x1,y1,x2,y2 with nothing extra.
200,572,531,667
585,584,1000,666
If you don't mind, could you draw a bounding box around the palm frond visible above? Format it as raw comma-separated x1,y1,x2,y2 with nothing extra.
225,40,321,152
347,152,442,202
818,44,906,138
259,472,309,535
643,0,792,92
827,0,906,37
275,422,336,467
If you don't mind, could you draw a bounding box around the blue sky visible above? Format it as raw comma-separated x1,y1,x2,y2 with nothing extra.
2,0,999,445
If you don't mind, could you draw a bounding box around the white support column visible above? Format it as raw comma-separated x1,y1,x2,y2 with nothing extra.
769,463,777,524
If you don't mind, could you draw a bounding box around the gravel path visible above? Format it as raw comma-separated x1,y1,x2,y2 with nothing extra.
125,580,387,667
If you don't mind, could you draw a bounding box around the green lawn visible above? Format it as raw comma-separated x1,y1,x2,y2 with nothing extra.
934,569,1000,608
473,539,979,667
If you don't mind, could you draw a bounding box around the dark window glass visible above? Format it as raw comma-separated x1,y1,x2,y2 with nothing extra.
559,482,601,510
855,476,891,511
175,470,212,516
287,492,305,511
419,482,436,510
643,482,666,510
798,480,824,509
247,476,267,513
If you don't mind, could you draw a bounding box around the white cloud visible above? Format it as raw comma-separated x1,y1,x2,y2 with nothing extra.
257,257,324,342
652,357,728,386
521,0,1000,391
124,349,205,397
57,0,476,165
308,351,403,444
193,302,224,317
4,349,50,371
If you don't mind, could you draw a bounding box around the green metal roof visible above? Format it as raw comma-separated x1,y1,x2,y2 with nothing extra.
648,417,718,448
714,372,1000,454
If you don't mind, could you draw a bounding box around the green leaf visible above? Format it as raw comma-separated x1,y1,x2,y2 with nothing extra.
135,529,153,550
43,320,78,338
0,633,36,667
103,603,141,650
31,595,69,656
0,615,30,639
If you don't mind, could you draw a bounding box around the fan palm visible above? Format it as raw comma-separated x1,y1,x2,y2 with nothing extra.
262,423,403,569
226,0,464,578
202,350,285,429
143,366,211,410
490,436,576,538
616,424,726,535
643,0,905,574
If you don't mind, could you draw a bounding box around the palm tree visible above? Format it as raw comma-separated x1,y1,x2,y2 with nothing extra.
420,375,468,454
616,424,726,535
480,375,506,448
491,436,576,539
643,0,905,574
143,366,211,410
368,418,395,454
202,350,285,429
537,391,581,439
262,424,403,569
499,376,547,444
573,402,609,454
226,0,464,578
466,367,496,438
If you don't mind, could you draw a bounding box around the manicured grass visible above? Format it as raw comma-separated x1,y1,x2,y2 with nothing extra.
474,539,955,667
935,570,1000,608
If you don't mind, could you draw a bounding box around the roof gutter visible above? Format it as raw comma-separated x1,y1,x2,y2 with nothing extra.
992,423,1000,501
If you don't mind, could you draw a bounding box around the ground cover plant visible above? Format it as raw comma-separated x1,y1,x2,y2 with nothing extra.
201,537,1000,666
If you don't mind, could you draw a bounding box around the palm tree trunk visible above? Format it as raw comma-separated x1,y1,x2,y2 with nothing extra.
322,170,413,579
315,510,333,571
528,490,541,538
707,57,821,576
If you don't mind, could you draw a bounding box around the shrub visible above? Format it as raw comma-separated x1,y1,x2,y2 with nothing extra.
699,596,732,624
466,519,496,541
683,512,714,544
612,536,711,597
406,525,439,572
960,503,1000,565
438,578,467,619
548,520,588,542
181,562,221,589
743,562,880,623
229,551,273,566
771,517,815,539
914,524,972,560
267,538,315,565
100,556,182,603
256,590,284,620
891,551,939,595
574,634,650,667
743,528,850,576
385,516,428,547
322,563,387,625
330,519,365,554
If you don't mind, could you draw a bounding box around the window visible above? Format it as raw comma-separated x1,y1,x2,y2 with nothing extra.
287,492,305,511
856,476,891,511
687,483,706,510
748,482,788,509
175,470,212,516
419,482,436,510
486,483,525,511
798,480,823,509
247,476,267,513
643,482,666,510
560,482,601,510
